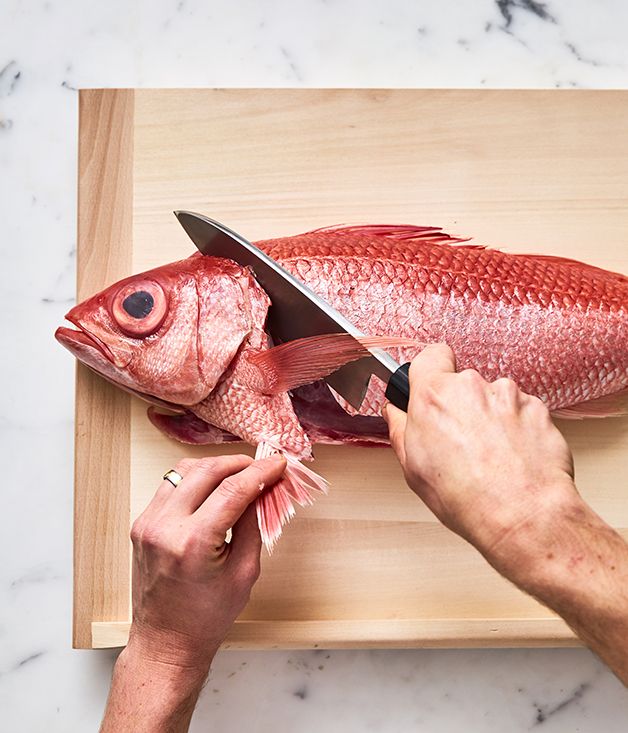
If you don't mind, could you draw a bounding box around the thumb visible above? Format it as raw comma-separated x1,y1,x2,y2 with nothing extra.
382,402,407,467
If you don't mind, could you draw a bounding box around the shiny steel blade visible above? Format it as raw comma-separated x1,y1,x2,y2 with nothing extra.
174,211,400,409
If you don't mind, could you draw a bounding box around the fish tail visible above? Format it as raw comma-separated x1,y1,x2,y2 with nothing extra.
255,441,328,552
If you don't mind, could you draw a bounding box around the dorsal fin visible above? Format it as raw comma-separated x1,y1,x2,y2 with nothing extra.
306,223,473,246
295,225,628,282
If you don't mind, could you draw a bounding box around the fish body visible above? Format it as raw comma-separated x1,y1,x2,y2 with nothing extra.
56,225,628,547
262,226,628,417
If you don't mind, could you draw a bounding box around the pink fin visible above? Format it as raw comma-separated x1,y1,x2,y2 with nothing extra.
304,226,628,279
298,225,628,283
147,407,240,444
308,223,471,245
114,383,186,414
552,388,628,419
254,442,328,553
244,334,424,394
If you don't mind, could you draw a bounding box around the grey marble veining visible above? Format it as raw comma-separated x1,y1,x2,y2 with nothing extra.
2,0,628,730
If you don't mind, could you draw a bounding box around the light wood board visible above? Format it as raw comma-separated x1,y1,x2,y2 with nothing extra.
76,89,628,649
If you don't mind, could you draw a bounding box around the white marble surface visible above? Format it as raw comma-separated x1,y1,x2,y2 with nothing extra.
2,0,628,730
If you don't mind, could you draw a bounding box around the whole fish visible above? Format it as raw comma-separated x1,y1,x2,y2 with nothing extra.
56,225,628,548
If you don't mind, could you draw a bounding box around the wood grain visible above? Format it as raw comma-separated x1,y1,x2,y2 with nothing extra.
76,89,628,648
74,89,134,648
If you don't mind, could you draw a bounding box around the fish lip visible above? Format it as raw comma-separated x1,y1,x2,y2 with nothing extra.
58,317,122,366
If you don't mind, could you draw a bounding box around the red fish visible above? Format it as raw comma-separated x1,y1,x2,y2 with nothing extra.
56,225,628,548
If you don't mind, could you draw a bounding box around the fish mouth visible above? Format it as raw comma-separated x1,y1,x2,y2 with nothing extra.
55,325,113,362
56,322,185,415
55,317,130,368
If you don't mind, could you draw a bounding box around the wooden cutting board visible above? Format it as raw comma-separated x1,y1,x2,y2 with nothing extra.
74,89,628,649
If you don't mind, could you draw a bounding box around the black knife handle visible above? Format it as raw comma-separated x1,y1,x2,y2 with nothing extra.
385,362,411,412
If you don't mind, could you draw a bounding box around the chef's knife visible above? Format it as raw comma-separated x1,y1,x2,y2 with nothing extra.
175,211,410,412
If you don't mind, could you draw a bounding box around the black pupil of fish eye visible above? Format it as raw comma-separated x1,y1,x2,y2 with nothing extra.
122,290,154,319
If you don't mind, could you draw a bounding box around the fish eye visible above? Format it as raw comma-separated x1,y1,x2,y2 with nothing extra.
112,280,167,337
123,291,154,318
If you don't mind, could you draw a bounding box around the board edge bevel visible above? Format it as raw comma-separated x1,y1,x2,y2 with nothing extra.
73,89,135,649
91,618,579,650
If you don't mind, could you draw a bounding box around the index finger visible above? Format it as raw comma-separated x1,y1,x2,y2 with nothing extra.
382,403,407,466
166,454,254,514
196,455,287,534
408,343,457,385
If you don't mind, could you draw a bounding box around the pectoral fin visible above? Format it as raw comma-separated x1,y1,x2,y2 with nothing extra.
241,334,424,395
253,441,329,552
147,407,240,444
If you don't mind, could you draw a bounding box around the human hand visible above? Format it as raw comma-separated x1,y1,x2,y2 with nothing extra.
383,344,580,575
127,453,286,672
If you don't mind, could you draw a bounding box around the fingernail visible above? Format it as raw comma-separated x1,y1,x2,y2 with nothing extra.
269,453,286,462
381,403,388,421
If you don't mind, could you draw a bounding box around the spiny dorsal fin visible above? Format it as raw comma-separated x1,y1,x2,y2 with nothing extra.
301,225,628,282
307,223,472,246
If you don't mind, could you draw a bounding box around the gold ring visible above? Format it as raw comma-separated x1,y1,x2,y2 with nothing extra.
162,469,183,487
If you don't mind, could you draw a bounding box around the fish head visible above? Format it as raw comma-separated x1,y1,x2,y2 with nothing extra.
55,254,262,406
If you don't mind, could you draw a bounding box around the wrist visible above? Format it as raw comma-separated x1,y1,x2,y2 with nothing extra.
479,481,585,590
125,622,215,682
102,630,210,733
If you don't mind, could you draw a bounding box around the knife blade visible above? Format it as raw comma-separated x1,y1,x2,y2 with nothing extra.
174,211,410,411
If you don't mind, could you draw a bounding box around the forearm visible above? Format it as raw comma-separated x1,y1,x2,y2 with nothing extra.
100,633,211,733
99,454,277,731
487,494,628,685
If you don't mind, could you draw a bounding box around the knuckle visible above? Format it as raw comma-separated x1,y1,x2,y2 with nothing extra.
457,369,486,396
495,376,518,392
233,453,254,465
527,394,551,417
246,463,267,482
140,524,166,550
195,456,221,474
173,457,198,476
459,368,483,384
192,455,252,482
217,476,245,504
437,342,455,361
168,542,186,565
419,342,455,365
177,530,204,559
237,558,261,587
167,528,206,566
130,517,144,544
424,342,450,357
